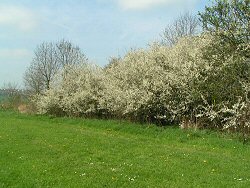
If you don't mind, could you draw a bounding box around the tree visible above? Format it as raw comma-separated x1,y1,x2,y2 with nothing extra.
161,12,200,46
24,64,44,95
104,56,121,70
56,39,87,68
24,40,87,94
199,0,250,57
32,42,58,90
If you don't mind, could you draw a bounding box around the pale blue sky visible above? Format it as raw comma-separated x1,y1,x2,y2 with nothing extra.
0,0,208,87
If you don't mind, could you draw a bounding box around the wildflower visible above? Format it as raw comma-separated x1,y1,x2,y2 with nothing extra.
129,177,135,181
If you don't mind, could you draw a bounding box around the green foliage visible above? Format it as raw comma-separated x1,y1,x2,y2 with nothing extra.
196,0,250,132
197,58,249,105
199,0,250,57
189,56,250,131
1,111,250,187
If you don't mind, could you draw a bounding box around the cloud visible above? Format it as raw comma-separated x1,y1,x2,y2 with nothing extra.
0,49,32,60
0,6,37,31
118,0,198,10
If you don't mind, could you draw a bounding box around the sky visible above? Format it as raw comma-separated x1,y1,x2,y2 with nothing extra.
0,0,208,88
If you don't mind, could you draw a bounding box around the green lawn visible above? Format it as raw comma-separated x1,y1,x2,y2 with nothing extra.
0,111,250,187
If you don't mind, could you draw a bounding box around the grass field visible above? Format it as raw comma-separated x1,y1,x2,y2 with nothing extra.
1,110,250,187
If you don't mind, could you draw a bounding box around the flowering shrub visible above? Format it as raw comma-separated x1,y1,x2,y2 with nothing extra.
193,57,250,132
33,33,250,135
35,63,104,117
100,35,212,124
35,90,63,116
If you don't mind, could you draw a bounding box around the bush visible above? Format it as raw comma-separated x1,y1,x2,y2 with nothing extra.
101,35,212,124
35,63,104,117
192,57,250,131
33,34,249,135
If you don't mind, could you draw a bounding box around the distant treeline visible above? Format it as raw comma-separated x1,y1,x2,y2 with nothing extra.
0,89,7,102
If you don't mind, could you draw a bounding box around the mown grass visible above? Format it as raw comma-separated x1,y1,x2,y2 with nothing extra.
0,110,250,187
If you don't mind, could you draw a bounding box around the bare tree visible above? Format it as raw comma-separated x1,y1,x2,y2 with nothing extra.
33,42,58,90
56,39,87,68
161,12,200,46
24,64,44,95
24,40,88,95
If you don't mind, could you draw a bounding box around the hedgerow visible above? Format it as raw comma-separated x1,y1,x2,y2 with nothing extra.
33,33,250,134
30,0,250,134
